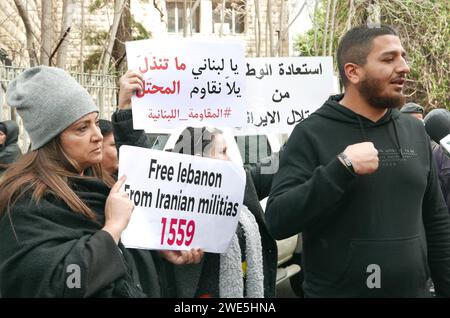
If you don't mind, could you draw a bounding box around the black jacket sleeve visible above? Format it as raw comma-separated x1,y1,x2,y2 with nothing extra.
247,158,275,201
265,124,355,240
422,147,450,297
0,143,22,165
111,109,153,151
0,201,128,298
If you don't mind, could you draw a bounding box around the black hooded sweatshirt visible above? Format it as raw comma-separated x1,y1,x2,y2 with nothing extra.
266,94,450,297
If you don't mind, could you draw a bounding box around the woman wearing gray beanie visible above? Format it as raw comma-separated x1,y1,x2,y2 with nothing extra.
0,66,164,297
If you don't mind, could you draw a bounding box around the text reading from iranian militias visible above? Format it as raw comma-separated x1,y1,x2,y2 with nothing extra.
119,145,246,253
124,158,238,216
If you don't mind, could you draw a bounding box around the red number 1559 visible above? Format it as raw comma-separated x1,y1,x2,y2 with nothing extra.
160,217,195,246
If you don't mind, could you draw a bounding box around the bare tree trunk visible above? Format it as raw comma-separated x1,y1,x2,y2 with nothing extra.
40,0,52,65
183,0,188,37
328,0,337,56
13,0,38,66
219,0,225,37
100,0,125,74
367,0,381,26
80,0,85,76
313,0,319,54
99,0,125,118
267,0,274,56
346,0,354,31
277,0,307,54
322,0,331,56
254,0,261,57
112,0,131,72
278,0,285,56
189,0,200,36
56,0,75,68
265,10,268,56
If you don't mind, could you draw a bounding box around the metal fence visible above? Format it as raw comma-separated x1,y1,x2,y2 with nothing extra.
0,65,120,151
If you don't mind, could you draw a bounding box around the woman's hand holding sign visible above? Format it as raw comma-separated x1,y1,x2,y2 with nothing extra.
102,175,135,244
160,248,204,265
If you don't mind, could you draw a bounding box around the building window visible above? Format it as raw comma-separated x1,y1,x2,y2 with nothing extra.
167,1,200,34
212,1,246,34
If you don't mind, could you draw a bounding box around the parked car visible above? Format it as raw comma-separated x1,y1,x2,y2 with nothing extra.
146,128,302,290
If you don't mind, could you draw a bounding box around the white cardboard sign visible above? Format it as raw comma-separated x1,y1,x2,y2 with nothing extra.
126,39,248,129
118,146,246,253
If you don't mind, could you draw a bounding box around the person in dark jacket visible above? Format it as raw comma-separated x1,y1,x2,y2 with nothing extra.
266,24,450,297
111,70,278,297
424,109,450,150
98,119,119,177
0,120,22,174
400,102,424,121
171,126,266,297
0,122,5,146
0,66,164,298
424,109,450,214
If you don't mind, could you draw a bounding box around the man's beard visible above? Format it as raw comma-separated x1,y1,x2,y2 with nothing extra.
359,77,405,109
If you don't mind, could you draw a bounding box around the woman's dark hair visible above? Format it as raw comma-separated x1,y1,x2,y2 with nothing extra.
172,126,222,157
98,119,113,136
0,136,115,221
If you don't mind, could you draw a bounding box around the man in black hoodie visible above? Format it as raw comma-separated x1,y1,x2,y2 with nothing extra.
266,24,450,297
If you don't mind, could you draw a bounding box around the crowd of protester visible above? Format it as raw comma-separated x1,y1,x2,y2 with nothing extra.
0,24,449,298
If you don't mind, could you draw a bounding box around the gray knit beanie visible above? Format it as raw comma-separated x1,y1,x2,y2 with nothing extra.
6,66,98,150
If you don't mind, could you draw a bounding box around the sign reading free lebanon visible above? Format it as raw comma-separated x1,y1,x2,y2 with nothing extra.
119,146,246,253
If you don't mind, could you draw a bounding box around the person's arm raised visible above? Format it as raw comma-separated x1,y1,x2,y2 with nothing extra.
118,70,144,110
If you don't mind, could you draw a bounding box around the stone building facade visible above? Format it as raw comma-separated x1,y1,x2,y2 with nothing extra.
0,0,294,69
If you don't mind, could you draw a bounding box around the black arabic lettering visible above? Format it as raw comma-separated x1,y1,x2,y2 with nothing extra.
272,90,282,103
207,81,222,94
267,111,280,124
207,58,225,74
192,59,207,76
226,81,241,96
230,59,238,74
246,63,256,76
190,87,199,99
200,87,206,99
286,109,311,125
247,111,254,124
279,63,285,75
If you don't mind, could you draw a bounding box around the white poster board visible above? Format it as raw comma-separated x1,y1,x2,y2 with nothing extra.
238,56,334,134
126,39,247,129
118,146,246,253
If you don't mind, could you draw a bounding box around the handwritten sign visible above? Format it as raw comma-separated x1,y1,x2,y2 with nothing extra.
240,57,334,133
126,39,248,129
119,146,246,253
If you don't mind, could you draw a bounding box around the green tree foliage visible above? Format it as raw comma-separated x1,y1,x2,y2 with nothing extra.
84,1,151,71
294,0,449,110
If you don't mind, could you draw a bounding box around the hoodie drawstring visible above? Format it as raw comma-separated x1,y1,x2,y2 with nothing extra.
356,114,404,159
356,115,368,141
392,119,403,159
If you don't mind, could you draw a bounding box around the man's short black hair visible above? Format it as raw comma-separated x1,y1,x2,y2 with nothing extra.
337,24,398,86
98,119,113,136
